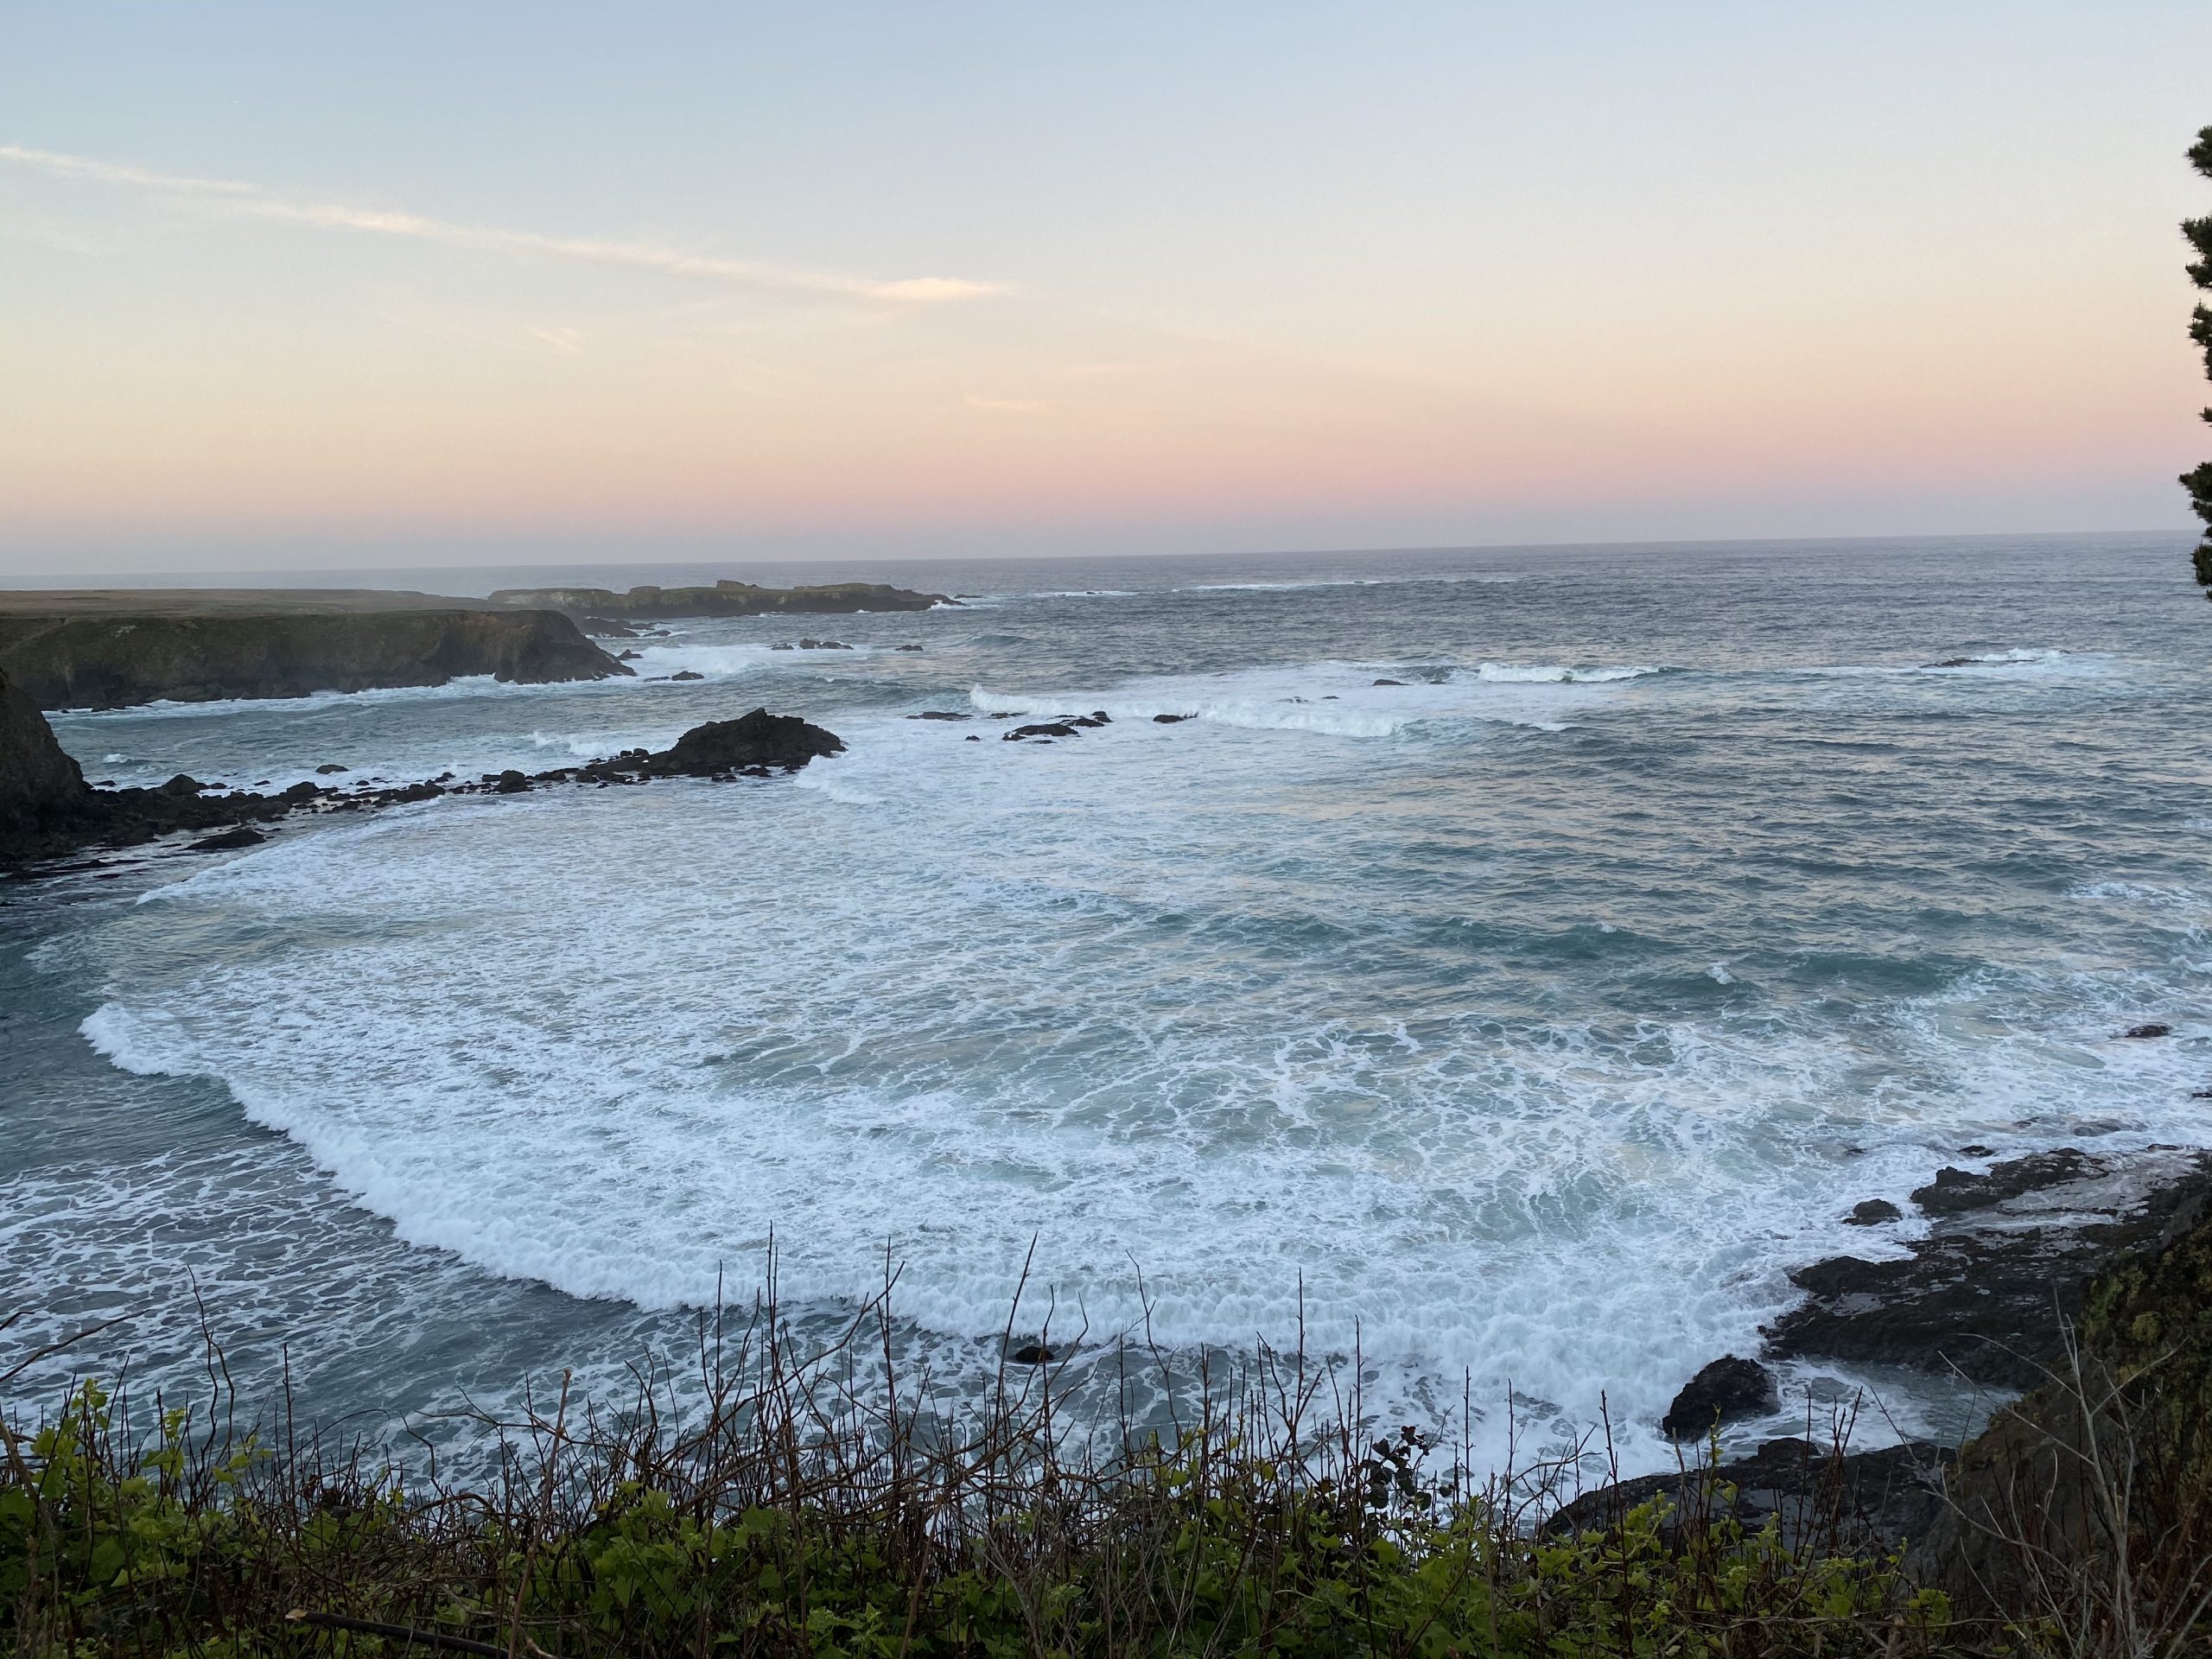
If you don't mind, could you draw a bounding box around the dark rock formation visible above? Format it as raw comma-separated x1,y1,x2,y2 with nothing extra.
1,665,316,869
1372,678,1405,686
1906,1181,2212,1610
1005,722,1078,741
1846,1198,1902,1225
0,593,627,709
2123,1022,2173,1039
1661,1356,1779,1440
488,579,949,620
1153,713,1194,723
1548,1437,1952,1555
1008,1344,1054,1365
569,709,845,781
1764,1148,2212,1387
3,678,843,874
670,670,705,681
1,663,93,852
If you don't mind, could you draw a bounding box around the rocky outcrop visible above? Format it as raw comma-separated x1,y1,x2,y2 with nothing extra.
1763,1148,2212,1388
1548,1437,1952,1555
630,708,845,777
0,604,627,710
1660,1356,1779,1441
3,691,842,873
1,668,323,869
0,664,92,850
1906,1183,2212,1612
488,579,949,622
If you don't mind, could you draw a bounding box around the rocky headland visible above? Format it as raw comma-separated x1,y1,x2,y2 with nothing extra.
0,589,628,710
0,674,842,874
488,578,950,628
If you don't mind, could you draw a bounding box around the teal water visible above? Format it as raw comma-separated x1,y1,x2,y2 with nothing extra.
5,532,2209,1472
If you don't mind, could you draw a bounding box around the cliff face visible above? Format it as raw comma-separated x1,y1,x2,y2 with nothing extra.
0,608,628,710
487,579,949,621
0,664,92,844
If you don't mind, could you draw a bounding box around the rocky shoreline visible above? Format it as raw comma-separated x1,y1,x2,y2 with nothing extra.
0,662,844,874
1560,1135,2212,1564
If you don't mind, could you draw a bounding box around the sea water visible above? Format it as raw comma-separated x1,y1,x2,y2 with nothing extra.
5,533,2210,1475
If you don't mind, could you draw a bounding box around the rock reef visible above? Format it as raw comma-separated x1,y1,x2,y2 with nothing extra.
1,681,842,873
0,589,627,709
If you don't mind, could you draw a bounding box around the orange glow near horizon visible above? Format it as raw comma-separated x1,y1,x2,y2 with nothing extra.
3,4,2209,571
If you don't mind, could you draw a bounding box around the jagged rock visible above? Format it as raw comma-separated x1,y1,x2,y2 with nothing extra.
1846,1198,1902,1226
1661,1357,1779,1440
639,709,845,776
493,771,531,794
1911,1150,2100,1216
1005,722,1078,741
670,669,705,682
1764,1148,2212,1387
894,644,924,652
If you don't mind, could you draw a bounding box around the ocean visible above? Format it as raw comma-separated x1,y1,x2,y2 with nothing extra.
4,531,2209,1477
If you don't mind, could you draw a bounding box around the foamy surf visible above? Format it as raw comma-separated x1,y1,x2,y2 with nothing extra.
14,532,2209,1480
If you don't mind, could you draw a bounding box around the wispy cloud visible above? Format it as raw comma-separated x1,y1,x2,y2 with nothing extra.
0,143,1000,305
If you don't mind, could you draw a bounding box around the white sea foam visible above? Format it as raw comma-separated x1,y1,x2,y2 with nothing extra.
965,659,1647,738
60,702,2212,1476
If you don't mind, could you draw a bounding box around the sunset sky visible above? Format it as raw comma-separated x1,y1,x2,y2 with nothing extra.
3,2,2209,576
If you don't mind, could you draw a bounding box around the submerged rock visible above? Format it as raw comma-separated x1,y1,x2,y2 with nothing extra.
184,825,267,854
2123,1022,2173,1039
670,669,705,682
1006,722,1078,741
1661,1356,1780,1440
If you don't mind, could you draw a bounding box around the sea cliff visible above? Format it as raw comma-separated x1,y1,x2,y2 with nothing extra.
0,589,628,709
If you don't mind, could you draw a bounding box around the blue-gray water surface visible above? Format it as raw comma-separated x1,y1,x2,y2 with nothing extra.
4,532,2209,1472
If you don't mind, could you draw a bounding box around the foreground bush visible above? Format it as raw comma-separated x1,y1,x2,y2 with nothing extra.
1,1293,1957,1659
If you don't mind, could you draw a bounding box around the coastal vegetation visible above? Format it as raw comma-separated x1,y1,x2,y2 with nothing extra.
0,592,626,711
2184,125,2212,587
6,1187,2209,1656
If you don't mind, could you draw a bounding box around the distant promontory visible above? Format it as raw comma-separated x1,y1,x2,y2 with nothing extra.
488,579,950,627
0,588,629,710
